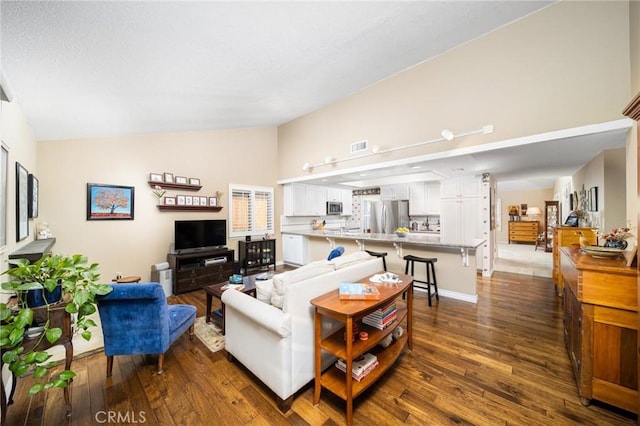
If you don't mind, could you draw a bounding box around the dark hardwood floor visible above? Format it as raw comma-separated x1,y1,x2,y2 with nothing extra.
4,269,637,425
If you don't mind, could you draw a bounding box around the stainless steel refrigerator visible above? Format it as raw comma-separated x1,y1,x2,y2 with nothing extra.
362,199,410,234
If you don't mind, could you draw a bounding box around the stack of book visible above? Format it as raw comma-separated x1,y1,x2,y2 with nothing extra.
362,301,397,330
335,353,379,382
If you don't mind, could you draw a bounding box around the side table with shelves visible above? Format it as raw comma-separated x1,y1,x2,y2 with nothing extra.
238,239,276,273
167,248,234,294
310,272,413,426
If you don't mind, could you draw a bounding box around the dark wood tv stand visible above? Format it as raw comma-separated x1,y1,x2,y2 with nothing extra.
167,248,234,294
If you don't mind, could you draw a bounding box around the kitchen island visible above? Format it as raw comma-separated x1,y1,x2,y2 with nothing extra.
283,229,484,303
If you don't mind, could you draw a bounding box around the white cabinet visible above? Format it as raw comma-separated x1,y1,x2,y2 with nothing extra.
283,184,327,216
282,234,307,266
326,187,341,202
341,189,353,216
440,176,481,199
409,182,440,215
381,184,409,200
440,197,482,245
409,182,426,215
306,185,327,215
425,182,441,215
326,187,353,216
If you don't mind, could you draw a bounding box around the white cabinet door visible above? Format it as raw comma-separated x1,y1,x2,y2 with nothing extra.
306,185,327,215
461,176,482,198
282,234,306,265
409,182,426,215
341,188,353,216
425,182,441,215
439,199,463,244
381,184,409,200
327,187,341,202
292,184,308,215
440,196,482,245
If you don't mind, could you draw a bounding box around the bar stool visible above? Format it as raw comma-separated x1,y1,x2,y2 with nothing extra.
403,255,439,306
365,250,387,271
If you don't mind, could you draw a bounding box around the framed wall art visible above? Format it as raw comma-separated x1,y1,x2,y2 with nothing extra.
87,183,135,220
28,174,39,218
588,186,598,211
149,173,163,182
15,162,29,241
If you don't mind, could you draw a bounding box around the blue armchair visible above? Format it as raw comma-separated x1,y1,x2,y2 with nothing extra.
96,282,196,376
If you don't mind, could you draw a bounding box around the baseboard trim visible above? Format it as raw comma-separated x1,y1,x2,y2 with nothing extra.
414,287,478,304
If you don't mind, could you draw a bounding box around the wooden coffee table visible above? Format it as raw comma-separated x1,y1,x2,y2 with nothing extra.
204,276,257,334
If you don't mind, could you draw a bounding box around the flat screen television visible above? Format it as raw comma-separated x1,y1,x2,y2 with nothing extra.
174,219,227,253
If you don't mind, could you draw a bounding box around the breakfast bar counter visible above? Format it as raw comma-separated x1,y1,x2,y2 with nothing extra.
283,230,485,303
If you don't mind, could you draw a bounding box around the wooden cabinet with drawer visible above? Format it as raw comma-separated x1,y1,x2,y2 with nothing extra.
508,221,538,244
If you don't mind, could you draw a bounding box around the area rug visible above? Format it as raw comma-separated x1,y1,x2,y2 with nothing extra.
193,316,225,353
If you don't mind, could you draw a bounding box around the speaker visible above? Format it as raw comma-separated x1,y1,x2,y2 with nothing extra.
151,269,173,297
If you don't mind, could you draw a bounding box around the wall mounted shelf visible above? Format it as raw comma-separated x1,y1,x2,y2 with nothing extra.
147,181,202,191
157,205,222,212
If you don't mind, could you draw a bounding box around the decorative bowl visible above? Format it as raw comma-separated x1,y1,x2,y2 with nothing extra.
582,245,624,258
396,232,408,237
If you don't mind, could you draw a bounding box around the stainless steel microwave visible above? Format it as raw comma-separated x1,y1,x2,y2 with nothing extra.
326,201,343,215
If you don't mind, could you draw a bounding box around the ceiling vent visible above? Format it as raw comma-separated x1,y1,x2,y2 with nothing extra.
350,140,368,153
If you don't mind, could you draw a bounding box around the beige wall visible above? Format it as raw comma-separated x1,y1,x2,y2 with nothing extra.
0,101,39,299
36,127,278,282
277,1,631,182
496,188,554,243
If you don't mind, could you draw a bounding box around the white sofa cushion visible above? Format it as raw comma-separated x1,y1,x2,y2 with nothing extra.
270,259,334,308
255,279,274,304
330,250,373,269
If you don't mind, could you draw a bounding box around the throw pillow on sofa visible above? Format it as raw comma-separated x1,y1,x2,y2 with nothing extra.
330,250,373,269
255,279,274,305
327,246,344,260
270,260,335,308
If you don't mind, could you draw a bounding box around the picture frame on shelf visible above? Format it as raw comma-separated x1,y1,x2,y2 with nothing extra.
189,177,200,186
16,162,29,241
149,173,163,182
185,196,193,206
209,197,217,207
164,197,176,206
200,196,207,205
163,172,174,183
175,176,188,185
176,195,186,206
86,183,135,220
28,173,39,218
193,197,200,206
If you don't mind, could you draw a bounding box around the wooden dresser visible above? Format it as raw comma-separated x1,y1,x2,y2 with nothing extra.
560,247,637,413
552,227,597,295
508,221,538,244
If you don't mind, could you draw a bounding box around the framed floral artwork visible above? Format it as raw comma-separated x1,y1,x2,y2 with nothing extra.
87,183,135,220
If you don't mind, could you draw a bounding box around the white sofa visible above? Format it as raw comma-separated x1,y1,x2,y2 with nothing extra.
221,251,383,411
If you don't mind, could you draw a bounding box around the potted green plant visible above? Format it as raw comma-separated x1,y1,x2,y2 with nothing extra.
0,253,112,396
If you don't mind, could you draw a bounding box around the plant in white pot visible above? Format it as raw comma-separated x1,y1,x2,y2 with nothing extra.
0,253,112,396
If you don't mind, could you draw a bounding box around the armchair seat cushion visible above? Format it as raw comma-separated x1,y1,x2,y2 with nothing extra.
97,282,196,361
168,304,197,343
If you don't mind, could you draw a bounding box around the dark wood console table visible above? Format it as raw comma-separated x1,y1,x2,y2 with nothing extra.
1,298,73,426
